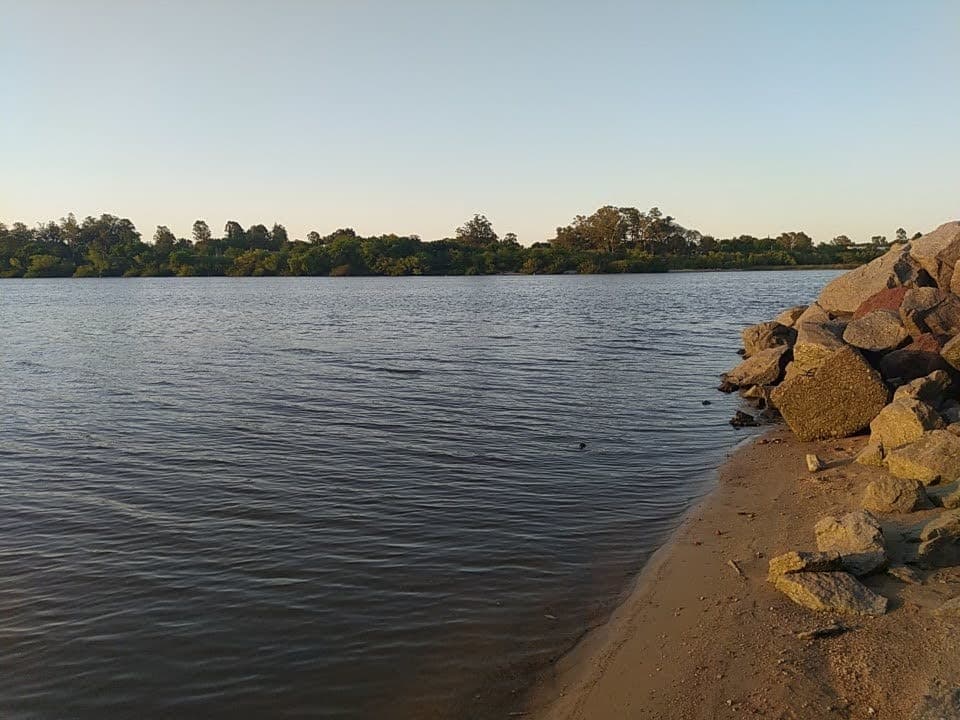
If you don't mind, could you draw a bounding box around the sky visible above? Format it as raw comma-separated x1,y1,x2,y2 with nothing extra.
2,0,959,245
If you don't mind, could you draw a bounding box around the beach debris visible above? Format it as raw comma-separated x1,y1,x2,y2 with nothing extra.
805,454,825,473
794,623,850,640
767,551,842,582
814,511,888,576
578,442,587,450
885,430,960,485
862,476,931,514
887,565,923,584
773,571,888,616
770,347,889,441
730,410,759,428
701,399,711,405
918,510,960,567
727,559,745,580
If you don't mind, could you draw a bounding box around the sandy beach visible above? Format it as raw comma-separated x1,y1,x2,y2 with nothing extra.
523,427,960,720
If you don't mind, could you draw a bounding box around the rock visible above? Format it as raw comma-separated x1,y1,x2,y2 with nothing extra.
772,571,888,616
885,430,960,485
879,334,951,382
868,397,944,450
770,346,889,441
900,287,960,340
887,565,923,584
855,440,885,467
817,243,927,315
853,286,910,319
806,453,825,472
893,370,952,406
794,302,832,326
913,685,960,720
792,320,847,375
942,402,960,424
722,346,790,389
918,510,960,567
909,220,960,290
862,476,931,514
842,309,909,352
773,305,808,328
941,334,960,372
814,510,887,576
934,596,960,617
767,550,842,581
729,410,759,428
940,484,960,509
741,321,796,358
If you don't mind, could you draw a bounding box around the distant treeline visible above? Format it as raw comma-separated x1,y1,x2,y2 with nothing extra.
0,207,918,278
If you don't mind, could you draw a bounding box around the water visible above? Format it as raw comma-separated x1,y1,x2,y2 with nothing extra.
0,271,838,719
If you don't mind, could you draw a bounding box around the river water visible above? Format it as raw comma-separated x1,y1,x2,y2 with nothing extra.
0,271,838,719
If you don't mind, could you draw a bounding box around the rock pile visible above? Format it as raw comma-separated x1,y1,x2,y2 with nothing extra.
725,222,960,616
721,222,960,483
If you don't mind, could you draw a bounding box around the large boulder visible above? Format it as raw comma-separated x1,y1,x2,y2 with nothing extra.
893,369,953,406
773,305,808,328
767,550,842,581
792,320,847,374
853,286,909,319
741,321,796,358
772,571,888,616
909,221,960,290
814,510,887,575
862,476,931,514
918,510,960,567
770,346,889,441
868,397,944,450
842,309,909,352
817,243,928,315
879,334,951,382
722,345,790,389
900,287,960,340
885,429,960,484
941,334,960,372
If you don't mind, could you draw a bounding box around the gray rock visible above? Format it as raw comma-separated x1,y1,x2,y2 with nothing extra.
910,221,960,290
772,571,887,616
885,430,960,485
918,510,960,567
741,321,796,358
773,305,808,328
900,287,960,340
862,475,930,514
814,510,887,576
869,397,944,451
842,309,909,352
893,370,952,407
722,345,790,389
792,320,847,375
770,346,889,441
817,243,926,315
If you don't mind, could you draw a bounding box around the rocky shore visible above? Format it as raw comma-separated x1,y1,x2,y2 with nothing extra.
526,222,960,719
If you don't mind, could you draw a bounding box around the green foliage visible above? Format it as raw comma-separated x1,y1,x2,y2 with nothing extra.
0,208,894,279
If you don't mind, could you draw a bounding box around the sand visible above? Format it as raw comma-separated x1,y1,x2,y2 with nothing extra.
523,428,960,720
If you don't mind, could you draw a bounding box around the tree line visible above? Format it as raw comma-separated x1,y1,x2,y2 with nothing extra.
0,207,917,278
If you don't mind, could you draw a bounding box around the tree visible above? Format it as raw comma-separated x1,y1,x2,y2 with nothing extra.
831,235,852,247
456,214,498,247
192,220,211,244
224,221,246,247
246,224,272,249
154,225,177,247
871,235,888,246
271,223,289,246
307,230,322,245
895,227,908,244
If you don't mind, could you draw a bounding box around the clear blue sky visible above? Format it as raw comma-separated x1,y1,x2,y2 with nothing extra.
2,1,958,244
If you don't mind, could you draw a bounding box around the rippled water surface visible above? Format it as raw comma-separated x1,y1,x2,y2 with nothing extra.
0,272,839,719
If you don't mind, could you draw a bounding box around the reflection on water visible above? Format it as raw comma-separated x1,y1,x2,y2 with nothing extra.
0,272,837,719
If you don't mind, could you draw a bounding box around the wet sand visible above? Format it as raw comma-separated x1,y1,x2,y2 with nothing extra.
523,428,960,720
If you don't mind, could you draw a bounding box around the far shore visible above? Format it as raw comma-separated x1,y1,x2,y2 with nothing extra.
522,427,960,719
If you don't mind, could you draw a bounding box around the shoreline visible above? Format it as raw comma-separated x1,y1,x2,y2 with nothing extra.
521,427,960,719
